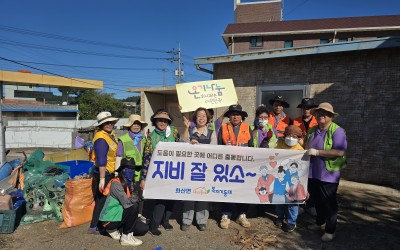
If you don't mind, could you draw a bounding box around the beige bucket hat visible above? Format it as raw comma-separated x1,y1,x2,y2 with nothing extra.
123,114,148,128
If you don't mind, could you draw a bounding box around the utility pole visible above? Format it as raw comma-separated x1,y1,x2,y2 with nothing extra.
162,68,166,87
168,44,184,84
0,81,6,163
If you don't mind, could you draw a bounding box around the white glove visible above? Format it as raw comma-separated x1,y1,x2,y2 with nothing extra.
307,148,319,156
99,178,105,192
114,156,122,176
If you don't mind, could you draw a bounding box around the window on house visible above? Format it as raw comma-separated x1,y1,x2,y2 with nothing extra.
320,39,330,44
250,36,263,47
338,38,348,42
284,40,293,48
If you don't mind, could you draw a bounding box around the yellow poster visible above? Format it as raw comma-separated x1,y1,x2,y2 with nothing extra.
176,79,238,112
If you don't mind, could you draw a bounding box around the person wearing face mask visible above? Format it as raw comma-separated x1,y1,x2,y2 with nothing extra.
217,104,253,229
115,114,149,225
252,105,278,148
274,125,304,233
100,158,148,246
268,96,292,138
141,109,181,237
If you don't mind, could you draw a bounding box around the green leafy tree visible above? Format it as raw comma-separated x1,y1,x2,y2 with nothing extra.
77,90,124,119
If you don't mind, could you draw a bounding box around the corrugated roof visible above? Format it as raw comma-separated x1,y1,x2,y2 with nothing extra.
223,15,400,35
195,37,400,65
0,103,79,112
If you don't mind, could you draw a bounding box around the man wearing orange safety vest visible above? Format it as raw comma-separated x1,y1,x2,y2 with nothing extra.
217,104,253,230
293,98,318,136
268,96,292,138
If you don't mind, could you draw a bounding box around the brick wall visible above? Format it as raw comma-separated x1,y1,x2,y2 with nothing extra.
213,47,400,188
235,1,282,23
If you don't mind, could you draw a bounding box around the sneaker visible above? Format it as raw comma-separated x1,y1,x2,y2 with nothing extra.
236,214,251,228
198,224,207,231
138,214,149,224
181,224,190,231
149,228,162,237
283,223,296,233
321,232,335,242
274,218,283,228
120,233,143,246
220,215,230,229
107,229,121,240
87,226,101,235
162,223,173,231
307,224,325,231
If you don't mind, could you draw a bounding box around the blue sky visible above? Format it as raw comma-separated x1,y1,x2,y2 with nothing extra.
0,0,399,99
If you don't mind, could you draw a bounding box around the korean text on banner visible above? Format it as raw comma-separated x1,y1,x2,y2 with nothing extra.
176,79,238,112
143,142,310,204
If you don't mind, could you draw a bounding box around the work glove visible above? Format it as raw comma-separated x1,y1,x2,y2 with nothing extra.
114,156,122,177
99,178,105,193
307,148,319,156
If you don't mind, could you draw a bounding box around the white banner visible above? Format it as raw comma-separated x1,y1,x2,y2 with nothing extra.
143,142,310,204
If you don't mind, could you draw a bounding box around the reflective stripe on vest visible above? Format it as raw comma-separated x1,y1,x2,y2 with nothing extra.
93,130,118,174
221,123,251,146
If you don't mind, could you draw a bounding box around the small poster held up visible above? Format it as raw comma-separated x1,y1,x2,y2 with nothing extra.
176,79,238,112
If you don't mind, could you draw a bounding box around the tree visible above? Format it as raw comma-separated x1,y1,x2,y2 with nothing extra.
77,90,124,119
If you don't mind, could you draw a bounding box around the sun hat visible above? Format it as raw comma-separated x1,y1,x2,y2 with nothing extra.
224,104,248,118
123,114,148,128
314,102,338,116
297,98,318,109
269,96,290,108
117,158,141,171
285,125,303,137
95,111,119,126
153,112,172,121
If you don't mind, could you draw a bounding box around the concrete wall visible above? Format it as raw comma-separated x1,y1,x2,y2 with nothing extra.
213,46,400,188
5,119,128,149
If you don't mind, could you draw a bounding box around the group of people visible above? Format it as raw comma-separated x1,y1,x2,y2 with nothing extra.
87,95,347,246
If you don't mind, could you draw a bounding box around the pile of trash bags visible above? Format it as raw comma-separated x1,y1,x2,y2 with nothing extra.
0,148,95,231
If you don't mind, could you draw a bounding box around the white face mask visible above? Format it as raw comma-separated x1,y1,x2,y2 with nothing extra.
259,120,269,127
285,136,298,147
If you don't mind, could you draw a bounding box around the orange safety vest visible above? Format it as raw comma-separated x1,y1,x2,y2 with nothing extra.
268,112,291,138
102,178,131,197
221,122,251,146
293,116,318,136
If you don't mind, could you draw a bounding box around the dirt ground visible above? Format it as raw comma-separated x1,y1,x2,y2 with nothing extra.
1,150,399,249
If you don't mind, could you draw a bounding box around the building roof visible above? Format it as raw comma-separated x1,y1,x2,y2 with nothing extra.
0,70,103,89
223,15,400,44
195,37,400,66
1,103,79,112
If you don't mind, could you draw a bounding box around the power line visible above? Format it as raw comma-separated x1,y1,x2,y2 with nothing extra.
0,24,168,53
14,60,172,71
0,38,171,60
285,0,311,18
